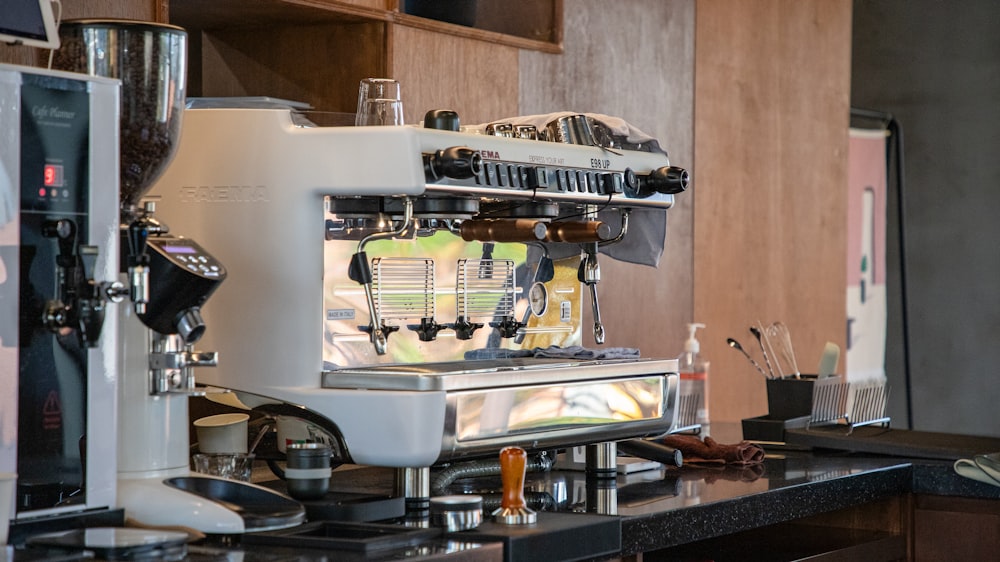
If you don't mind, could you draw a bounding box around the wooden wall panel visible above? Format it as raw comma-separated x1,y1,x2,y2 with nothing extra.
519,0,695,356
195,22,386,112
694,0,852,422
389,25,519,125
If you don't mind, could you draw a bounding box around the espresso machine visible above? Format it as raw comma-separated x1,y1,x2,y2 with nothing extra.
0,62,121,530
51,20,304,533
147,104,689,511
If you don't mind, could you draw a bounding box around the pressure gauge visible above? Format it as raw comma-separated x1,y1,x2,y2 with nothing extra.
528,282,548,316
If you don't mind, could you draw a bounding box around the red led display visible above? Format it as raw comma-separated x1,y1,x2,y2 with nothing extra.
43,164,63,187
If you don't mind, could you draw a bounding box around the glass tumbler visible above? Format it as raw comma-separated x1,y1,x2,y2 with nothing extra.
192,453,255,482
355,78,405,126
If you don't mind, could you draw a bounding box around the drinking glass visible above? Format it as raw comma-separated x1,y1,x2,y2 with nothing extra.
192,453,255,482
355,78,405,126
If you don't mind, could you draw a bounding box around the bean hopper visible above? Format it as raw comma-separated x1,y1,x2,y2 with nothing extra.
52,20,303,533
147,102,688,515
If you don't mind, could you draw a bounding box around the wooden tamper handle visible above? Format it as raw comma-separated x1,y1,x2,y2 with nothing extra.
491,446,537,524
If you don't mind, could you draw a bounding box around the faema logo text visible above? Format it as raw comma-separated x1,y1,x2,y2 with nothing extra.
179,185,269,203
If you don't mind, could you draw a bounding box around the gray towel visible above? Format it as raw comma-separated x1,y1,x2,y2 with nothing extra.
532,345,640,360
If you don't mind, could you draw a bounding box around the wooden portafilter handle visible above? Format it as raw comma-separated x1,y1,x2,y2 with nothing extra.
545,220,612,243
460,219,547,243
491,446,537,524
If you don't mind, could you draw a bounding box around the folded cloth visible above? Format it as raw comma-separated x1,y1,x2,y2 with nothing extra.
468,112,666,154
658,434,765,466
532,345,641,360
464,348,534,360
954,456,1000,488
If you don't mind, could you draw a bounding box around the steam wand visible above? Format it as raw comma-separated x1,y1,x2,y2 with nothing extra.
579,242,605,345
349,198,414,354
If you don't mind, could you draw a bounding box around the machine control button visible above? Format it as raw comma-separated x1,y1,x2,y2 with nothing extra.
507,165,521,188
622,167,639,195
567,170,579,192
598,172,623,195
496,164,510,187
525,166,548,190
556,169,568,191
483,162,497,186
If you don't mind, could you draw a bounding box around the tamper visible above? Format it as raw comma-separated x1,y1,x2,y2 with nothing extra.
491,446,537,524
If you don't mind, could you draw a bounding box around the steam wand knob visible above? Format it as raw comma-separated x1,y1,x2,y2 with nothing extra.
628,166,690,198
492,446,537,525
424,146,482,182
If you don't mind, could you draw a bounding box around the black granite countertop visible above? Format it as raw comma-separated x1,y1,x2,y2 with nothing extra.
613,423,1000,555
10,424,1000,561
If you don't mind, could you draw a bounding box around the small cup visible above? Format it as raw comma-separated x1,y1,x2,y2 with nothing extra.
194,413,249,454
285,443,331,500
275,415,335,454
192,453,255,482
0,473,16,545
355,78,404,126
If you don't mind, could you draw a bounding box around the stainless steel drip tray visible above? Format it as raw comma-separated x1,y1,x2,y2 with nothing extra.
322,357,678,392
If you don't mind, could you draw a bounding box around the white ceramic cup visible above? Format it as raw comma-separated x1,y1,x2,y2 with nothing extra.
0,472,15,545
194,413,249,454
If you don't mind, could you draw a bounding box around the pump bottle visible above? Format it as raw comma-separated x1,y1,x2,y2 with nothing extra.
678,323,710,435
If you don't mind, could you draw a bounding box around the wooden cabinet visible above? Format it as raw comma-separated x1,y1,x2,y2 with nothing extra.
167,0,559,120
913,495,1000,561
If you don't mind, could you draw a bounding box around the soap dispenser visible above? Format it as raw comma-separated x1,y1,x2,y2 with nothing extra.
678,323,710,434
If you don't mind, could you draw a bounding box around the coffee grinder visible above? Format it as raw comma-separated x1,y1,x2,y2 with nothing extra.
52,20,304,533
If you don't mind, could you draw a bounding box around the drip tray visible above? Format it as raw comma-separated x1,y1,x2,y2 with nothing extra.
242,521,440,553
164,476,305,531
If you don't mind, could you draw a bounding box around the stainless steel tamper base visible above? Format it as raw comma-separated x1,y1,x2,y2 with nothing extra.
491,505,537,525
430,495,484,532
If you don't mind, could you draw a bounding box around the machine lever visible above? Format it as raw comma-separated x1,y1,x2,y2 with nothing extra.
41,221,109,347
75,245,107,347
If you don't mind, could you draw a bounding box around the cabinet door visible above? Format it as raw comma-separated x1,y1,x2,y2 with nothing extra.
915,495,1000,561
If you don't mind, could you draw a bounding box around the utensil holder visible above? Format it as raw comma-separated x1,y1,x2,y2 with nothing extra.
766,376,816,420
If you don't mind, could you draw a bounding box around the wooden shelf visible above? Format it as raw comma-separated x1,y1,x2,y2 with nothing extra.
170,0,560,51
170,0,390,29
169,0,557,115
